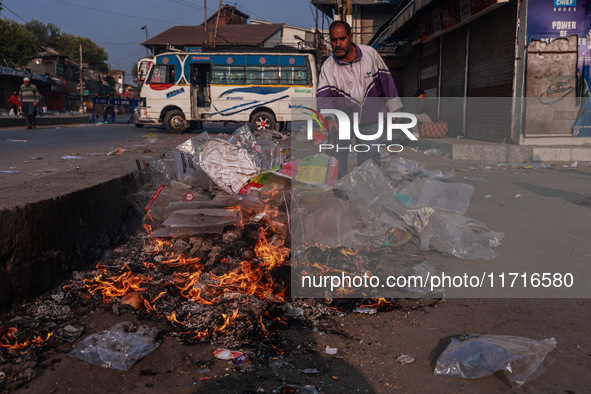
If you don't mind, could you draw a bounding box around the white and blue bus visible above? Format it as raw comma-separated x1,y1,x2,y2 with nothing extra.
135,50,317,133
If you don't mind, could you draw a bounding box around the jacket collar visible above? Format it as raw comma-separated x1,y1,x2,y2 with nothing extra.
333,43,362,65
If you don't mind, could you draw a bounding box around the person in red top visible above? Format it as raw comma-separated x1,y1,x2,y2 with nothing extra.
8,91,20,116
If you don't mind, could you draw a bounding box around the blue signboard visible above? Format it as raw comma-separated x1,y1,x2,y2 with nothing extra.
553,0,576,6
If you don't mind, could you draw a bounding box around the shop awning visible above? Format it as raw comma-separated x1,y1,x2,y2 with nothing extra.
376,0,509,45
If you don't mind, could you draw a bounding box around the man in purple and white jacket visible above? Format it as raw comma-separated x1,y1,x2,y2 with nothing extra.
318,20,403,178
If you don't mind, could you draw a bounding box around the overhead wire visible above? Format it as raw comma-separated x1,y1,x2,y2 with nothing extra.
49,0,187,24
2,3,28,23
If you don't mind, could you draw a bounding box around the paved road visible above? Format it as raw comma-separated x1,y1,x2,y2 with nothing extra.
0,122,237,190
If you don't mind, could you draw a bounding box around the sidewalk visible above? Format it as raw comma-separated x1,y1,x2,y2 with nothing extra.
0,114,90,128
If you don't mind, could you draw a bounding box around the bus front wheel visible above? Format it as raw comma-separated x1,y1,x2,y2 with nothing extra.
251,111,275,131
164,110,186,134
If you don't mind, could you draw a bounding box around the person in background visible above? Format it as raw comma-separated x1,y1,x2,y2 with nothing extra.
19,77,38,129
414,89,437,124
103,93,112,123
36,91,46,117
412,89,447,138
8,91,20,116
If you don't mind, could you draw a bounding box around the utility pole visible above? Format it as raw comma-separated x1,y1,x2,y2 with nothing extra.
213,0,222,48
203,0,208,46
79,44,83,112
141,25,149,57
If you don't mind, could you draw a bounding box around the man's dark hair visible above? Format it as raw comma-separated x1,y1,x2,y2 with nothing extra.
414,89,426,97
330,20,352,36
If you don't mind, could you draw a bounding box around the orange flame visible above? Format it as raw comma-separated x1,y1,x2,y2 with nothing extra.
259,315,269,336
182,330,209,340
83,266,152,302
214,309,239,333
152,291,167,303
167,311,185,325
143,299,158,313
360,298,394,309
0,328,52,352
271,344,284,354
340,248,359,257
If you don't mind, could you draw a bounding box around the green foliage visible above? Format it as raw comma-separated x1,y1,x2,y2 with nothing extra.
131,62,138,78
24,19,61,48
57,34,109,72
1,19,108,71
0,18,38,66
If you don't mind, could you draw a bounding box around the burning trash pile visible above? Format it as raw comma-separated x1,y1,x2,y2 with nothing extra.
0,124,506,389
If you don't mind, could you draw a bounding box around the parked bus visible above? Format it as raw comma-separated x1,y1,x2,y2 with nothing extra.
134,49,317,133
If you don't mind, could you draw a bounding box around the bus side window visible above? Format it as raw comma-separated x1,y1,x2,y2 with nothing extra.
262,66,279,84
246,66,262,85
281,66,307,85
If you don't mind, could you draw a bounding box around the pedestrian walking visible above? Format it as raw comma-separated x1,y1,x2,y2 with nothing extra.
103,93,112,123
36,91,46,117
19,77,38,129
317,20,402,178
8,91,20,116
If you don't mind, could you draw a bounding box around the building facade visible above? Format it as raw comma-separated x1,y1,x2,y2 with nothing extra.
371,0,591,145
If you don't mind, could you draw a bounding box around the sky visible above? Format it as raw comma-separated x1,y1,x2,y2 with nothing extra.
1,0,328,84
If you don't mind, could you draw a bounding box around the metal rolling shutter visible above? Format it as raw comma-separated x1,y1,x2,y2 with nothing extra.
420,38,440,97
440,25,468,137
466,0,517,142
403,49,420,97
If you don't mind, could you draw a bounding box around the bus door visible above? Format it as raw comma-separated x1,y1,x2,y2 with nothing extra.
190,63,212,119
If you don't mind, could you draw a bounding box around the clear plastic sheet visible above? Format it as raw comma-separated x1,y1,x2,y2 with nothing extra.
417,179,474,215
434,335,557,387
71,321,159,371
166,151,211,189
292,161,413,250
174,131,210,156
387,157,455,181
417,209,504,260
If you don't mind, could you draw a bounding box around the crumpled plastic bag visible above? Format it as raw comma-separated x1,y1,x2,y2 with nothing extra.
198,124,282,194
175,132,210,156
71,321,159,371
434,335,557,387
200,137,261,194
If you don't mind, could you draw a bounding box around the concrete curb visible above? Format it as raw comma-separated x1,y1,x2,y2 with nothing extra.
416,137,591,162
0,172,140,313
0,115,90,128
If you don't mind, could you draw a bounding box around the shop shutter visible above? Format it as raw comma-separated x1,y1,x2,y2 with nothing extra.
466,0,517,142
440,25,468,137
403,49,420,97
420,37,440,97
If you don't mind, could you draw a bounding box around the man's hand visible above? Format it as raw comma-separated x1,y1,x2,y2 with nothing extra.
33,102,38,107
